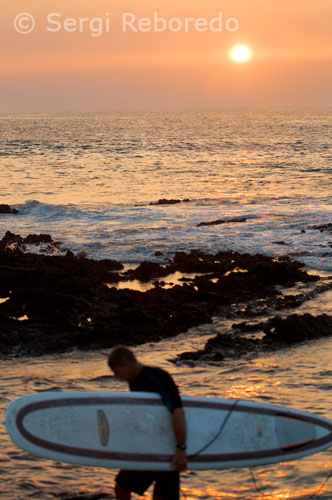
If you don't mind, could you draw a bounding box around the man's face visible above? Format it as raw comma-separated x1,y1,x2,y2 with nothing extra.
111,363,134,381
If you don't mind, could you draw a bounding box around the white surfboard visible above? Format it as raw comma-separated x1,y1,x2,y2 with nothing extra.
5,391,332,470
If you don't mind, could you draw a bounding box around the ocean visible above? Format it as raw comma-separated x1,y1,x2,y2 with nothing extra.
1,108,332,499
1,108,332,268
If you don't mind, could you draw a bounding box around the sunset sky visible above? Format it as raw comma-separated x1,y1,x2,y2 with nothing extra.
1,0,332,110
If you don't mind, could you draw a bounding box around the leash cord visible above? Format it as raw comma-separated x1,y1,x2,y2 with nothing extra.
181,398,332,500
187,399,239,460
181,399,239,500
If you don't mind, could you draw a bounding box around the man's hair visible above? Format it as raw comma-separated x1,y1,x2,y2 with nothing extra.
108,345,137,369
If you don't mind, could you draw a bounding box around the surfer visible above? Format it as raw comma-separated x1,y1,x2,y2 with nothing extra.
108,345,187,500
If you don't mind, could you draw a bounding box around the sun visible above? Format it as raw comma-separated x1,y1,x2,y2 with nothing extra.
231,45,251,63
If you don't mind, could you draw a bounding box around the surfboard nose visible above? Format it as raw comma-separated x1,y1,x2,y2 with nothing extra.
275,413,316,451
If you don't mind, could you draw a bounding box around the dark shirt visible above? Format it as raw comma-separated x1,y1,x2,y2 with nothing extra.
129,366,182,413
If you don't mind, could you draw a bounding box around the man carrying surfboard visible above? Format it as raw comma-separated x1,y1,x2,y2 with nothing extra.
108,345,187,500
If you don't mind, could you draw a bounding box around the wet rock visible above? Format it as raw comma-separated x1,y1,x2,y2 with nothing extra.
125,261,169,282
0,204,19,214
169,249,230,274
176,314,332,364
262,314,332,344
0,231,63,254
149,198,190,206
168,250,316,290
105,272,122,283
177,333,259,363
197,217,247,227
246,258,314,287
234,313,332,346
0,233,323,358
24,233,53,244
312,223,332,232
0,231,23,250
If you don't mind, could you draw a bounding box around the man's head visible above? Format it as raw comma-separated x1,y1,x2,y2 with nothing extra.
108,345,141,381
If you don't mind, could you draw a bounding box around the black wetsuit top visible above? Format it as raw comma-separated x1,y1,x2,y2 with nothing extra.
129,366,182,413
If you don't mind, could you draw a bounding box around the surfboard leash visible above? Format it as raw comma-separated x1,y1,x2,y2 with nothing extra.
249,463,332,500
180,398,332,500
187,398,240,459
180,399,239,500
181,396,332,500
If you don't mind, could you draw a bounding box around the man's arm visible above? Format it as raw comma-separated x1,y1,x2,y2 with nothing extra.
172,407,188,472
142,367,188,470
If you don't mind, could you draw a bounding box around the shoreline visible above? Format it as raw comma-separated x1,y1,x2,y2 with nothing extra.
1,230,332,361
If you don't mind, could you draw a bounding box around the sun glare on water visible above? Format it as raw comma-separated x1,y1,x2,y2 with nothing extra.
231,45,251,63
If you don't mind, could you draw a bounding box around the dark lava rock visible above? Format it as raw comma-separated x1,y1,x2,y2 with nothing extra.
197,217,247,227
125,261,169,282
149,198,190,206
262,314,332,344
176,314,332,364
0,233,322,358
169,250,316,289
169,249,232,274
312,223,332,232
0,204,19,214
0,230,60,253
246,258,313,287
178,333,259,363
24,233,53,244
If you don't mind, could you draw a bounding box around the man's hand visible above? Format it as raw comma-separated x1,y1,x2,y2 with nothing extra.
172,448,188,472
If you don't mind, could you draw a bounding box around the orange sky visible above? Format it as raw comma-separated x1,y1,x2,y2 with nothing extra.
1,0,332,110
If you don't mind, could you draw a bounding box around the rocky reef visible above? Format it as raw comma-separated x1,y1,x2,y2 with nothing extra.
148,198,191,206
177,314,332,363
0,204,19,214
0,230,331,359
196,217,247,227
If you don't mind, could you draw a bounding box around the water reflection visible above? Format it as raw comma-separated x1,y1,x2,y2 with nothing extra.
107,272,207,292
2,333,332,499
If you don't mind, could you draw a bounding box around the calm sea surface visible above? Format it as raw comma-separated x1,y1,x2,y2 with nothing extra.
1,109,332,499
